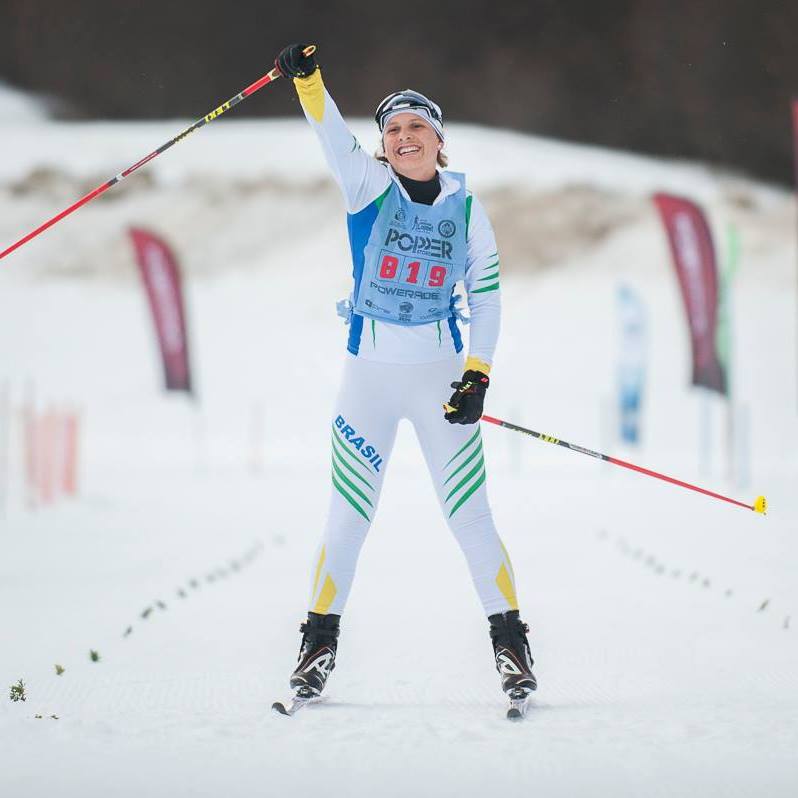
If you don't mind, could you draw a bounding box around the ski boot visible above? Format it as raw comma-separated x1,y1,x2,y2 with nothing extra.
488,609,537,699
289,611,340,698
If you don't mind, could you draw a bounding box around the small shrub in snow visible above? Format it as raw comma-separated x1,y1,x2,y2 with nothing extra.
9,679,26,702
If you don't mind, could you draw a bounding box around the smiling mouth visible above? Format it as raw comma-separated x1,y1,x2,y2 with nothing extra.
397,145,421,156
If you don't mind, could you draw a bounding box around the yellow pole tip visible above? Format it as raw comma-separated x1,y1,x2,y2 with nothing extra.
753,495,767,514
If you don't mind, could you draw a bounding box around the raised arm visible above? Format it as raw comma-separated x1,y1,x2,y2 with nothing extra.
276,44,389,213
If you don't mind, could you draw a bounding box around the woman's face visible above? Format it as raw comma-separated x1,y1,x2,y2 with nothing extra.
382,112,441,181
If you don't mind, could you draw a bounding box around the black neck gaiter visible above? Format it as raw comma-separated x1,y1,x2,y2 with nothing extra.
397,171,441,206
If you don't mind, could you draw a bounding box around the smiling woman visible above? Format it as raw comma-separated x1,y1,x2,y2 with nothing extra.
375,96,449,173
377,114,447,177
271,43,536,716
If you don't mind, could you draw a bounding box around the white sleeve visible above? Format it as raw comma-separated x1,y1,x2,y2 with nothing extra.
463,193,501,367
294,72,390,213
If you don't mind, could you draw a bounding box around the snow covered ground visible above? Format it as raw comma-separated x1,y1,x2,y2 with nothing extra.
1,82,797,797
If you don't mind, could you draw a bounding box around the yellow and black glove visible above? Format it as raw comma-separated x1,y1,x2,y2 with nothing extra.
444,370,490,425
275,44,318,78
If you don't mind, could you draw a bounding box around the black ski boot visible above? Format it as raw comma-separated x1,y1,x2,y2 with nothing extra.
289,612,340,697
488,610,537,696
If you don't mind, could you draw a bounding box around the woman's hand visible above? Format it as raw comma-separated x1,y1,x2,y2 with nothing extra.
443,370,490,425
275,44,318,79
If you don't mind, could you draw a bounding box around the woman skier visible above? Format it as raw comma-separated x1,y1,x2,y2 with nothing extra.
273,44,536,712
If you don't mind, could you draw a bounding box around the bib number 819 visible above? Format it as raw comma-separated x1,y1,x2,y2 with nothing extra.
379,255,447,287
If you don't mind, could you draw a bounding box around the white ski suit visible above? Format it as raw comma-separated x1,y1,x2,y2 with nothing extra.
293,71,520,617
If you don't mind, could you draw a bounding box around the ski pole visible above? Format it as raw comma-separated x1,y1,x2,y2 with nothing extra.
0,45,316,262
480,414,767,514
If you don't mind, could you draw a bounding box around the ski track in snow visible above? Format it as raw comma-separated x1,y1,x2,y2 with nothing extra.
1,107,797,797
2,466,796,798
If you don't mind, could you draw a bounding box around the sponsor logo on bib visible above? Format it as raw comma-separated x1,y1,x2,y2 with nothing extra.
438,219,456,238
412,216,434,233
383,228,454,260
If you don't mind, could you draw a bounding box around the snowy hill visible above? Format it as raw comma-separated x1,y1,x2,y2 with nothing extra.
0,97,796,798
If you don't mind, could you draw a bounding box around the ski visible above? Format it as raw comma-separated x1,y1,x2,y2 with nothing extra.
506,689,530,721
271,687,321,717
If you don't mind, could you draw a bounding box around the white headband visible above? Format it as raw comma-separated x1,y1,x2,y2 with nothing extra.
380,108,445,143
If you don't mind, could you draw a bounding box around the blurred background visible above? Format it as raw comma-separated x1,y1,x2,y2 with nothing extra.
2,0,798,183
1,3,797,797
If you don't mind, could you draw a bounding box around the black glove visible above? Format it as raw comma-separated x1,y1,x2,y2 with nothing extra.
444,370,489,425
275,44,318,79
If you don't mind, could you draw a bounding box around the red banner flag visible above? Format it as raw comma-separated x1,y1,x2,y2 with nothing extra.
653,193,726,395
793,100,798,413
792,99,798,183
129,228,193,394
